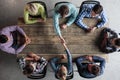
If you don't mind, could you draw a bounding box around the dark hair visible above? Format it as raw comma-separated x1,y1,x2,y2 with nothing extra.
58,5,69,17
0,35,8,43
91,65,100,75
92,4,103,14
23,64,34,75
115,38,120,46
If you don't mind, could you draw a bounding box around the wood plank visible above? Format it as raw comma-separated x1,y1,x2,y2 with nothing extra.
28,36,98,45
17,53,108,62
20,44,104,54
17,18,109,62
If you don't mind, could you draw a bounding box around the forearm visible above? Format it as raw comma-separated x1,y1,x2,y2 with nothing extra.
75,17,88,29
16,26,26,36
66,16,76,26
92,56,106,67
53,13,61,36
66,49,73,72
1,47,16,54
97,12,108,28
16,44,26,54
24,18,38,24
40,8,46,21
50,57,60,72
76,56,86,67
25,57,34,61
24,11,38,24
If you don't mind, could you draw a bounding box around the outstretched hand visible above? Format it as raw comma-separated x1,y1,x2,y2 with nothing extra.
60,38,66,44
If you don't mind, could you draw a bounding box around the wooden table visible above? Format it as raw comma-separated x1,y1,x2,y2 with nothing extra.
17,18,109,61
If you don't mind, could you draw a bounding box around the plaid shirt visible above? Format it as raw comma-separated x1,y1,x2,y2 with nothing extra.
18,57,47,74
75,3,108,29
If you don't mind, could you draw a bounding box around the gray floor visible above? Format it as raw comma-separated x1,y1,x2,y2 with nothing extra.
0,0,120,80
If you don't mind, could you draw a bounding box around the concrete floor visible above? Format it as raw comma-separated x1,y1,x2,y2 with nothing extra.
0,0,120,80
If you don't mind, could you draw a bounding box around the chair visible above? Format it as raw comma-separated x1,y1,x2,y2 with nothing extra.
79,0,100,13
54,1,69,7
27,65,47,79
27,1,48,17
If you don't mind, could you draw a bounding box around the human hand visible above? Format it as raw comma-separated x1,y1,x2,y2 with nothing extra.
60,24,67,29
60,38,66,44
34,55,40,61
86,27,96,33
91,27,96,32
85,55,93,62
25,36,31,44
61,54,67,59
27,52,40,61
37,19,45,22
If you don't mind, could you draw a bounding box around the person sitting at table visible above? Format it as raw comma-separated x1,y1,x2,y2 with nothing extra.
75,55,106,78
0,26,31,54
24,2,46,24
53,2,78,44
18,52,48,76
75,2,108,33
50,43,73,80
99,28,120,53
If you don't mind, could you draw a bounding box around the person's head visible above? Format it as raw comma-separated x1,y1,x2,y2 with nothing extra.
26,3,39,15
57,65,67,80
58,5,69,18
91,4,103,17
0,35,8,43
114,38,120,47
88,64,100,76
23,62,36,75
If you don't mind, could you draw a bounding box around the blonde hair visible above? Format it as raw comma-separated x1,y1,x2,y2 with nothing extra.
26,3,39,15
58,66,67,80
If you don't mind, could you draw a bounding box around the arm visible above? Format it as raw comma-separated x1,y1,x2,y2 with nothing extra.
92,56,106,74
0,46,16,54
1,26,27,37
65,48,73,73
1,43,26,54
38,5,46,21
76,56,86,68
24,9,38,24
53,11,61,36
75,9,88,30
15,44,26,54
50,57,61,73
66,6,78,26
53,11,66,43
1,26,20,33
96,11,108,28
16,26,27,37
